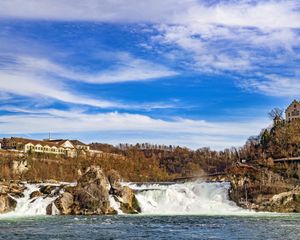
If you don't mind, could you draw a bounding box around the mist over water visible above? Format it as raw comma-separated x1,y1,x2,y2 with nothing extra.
0,181,278,218
0,181,253,218
129,181,249,215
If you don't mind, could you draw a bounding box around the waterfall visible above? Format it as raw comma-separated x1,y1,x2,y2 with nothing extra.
1,181,249,217
128,181,249,215
0,182,124,217
1,183,63,218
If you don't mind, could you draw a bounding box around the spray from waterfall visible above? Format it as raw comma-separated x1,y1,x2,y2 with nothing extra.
0,181,251,217
128,181,249,215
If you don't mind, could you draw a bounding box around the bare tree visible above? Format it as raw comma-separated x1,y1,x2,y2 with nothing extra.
268,108,283,120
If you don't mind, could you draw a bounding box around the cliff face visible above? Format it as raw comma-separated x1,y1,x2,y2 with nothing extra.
209,163,300,213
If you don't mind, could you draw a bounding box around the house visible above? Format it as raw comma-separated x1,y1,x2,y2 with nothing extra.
2,137,90,158
285,100,300,122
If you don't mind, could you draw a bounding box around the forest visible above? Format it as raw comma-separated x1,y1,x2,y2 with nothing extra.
1,110,300,182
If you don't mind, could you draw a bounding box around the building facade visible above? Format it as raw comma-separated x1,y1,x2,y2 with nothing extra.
285,100,300,122
2,137,90,158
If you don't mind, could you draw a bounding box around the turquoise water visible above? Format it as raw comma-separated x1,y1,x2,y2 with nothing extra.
0,215,300,239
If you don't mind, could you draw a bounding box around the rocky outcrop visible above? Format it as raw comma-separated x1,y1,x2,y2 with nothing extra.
71,166,111,215
259,188,300,212
118,186,141,214
55,192,74,215
50,166,141,215
0,182,24,198
12,160,28,175
107,169,140,214
0,182,24,214
107,170,123,193
29,190,43,199
0,194,17,213
208,164,300,213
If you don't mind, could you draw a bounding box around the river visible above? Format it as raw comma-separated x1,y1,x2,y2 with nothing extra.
0,181,300,239
1,215,300,239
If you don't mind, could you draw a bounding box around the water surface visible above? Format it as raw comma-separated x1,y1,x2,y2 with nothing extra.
0,215,299,240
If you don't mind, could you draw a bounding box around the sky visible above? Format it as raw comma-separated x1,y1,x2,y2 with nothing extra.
0,0,299,150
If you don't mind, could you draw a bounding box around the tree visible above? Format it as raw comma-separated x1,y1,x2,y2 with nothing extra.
260,129,270,149
268,108,283,120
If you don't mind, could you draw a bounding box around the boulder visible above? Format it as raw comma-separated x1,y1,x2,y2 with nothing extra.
72,166,111,215
0,194,17,213
0,182,24,198
266,190,300,212
46,202,60,215
107,170,123,194
39,185,62,197
118,186,141,214
30,190,43,199
54,192,74,215
40,185,56,195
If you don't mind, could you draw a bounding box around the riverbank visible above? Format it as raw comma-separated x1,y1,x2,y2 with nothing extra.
207,163,300,213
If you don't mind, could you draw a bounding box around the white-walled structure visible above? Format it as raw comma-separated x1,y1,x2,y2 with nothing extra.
2,137,90,158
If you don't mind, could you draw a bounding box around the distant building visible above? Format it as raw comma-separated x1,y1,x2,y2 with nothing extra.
285,100,300,122
2,137,90,158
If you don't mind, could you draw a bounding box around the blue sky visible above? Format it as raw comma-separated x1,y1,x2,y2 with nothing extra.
0,0,299,149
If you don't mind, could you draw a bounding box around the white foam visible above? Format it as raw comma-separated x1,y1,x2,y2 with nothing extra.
0,181,261,217
128,181,250,215
1,183,61,218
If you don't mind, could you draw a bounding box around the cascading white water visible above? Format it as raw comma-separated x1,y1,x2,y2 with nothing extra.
2,183,62,218
0,182,124,217
128,181,249,215
1,181,250,217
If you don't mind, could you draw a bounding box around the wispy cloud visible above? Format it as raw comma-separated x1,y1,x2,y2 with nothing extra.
0,107,269,150
0,53,177,108
1,1,299,28
241,74,300,97
1,0,300,94
0,68,121,108
14,54,177,84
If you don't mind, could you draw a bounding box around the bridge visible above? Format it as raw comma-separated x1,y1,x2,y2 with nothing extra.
273,157,300,163
173,172,226,182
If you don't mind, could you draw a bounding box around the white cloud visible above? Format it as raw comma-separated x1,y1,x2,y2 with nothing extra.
0,53,177,108
14,54,177,84
0,107,269,150
241,75,300,97
0,70,119,108
1,0,300,88
0,1,300,29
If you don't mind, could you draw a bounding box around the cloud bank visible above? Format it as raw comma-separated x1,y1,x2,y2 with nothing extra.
0,107,269,150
